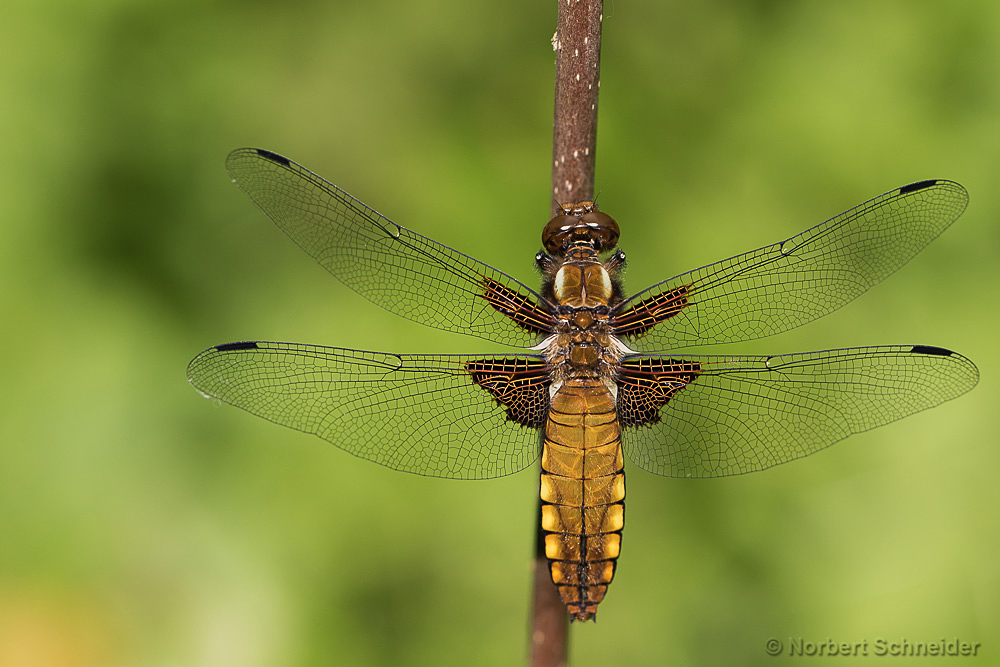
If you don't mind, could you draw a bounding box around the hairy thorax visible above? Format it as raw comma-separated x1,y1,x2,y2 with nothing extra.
536,245,632,397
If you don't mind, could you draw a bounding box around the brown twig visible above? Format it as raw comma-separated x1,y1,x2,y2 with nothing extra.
549,0,604,217
530,2,604,666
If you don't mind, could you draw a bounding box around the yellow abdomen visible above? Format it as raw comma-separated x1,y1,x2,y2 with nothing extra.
540,378,625,621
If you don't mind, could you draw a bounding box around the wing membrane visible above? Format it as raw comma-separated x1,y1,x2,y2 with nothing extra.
226,148,553,347
621,345,978,478
615,180,968,350
187,341,546,479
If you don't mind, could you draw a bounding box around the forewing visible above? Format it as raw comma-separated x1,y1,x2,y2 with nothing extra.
614,180,968,350
226,148,554,346
187,342,548,479
620,346,978,478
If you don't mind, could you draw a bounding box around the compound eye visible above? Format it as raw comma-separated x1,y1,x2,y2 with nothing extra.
542,214,578,253
580,211,620,250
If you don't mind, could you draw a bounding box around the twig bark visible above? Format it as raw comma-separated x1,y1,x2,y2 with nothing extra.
549,0,604,216
530,3,604,666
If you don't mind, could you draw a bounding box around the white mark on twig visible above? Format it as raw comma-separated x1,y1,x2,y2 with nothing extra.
573,150,579,158
551,32,560,51
575,73,580,81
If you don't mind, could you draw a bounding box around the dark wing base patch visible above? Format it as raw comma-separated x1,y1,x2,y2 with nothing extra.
467,357,551,428
612,284,690,340
618,357,701,427
479,277,555,336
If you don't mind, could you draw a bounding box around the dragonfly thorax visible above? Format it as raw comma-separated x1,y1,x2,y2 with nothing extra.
553,261,613,307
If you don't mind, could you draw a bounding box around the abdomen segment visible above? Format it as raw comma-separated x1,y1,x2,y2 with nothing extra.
540,378,625,621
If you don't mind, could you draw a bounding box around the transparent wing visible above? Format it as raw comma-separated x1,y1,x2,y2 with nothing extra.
614,180,968,350
226,148,554,347
187,341,547,479
621,345,978,478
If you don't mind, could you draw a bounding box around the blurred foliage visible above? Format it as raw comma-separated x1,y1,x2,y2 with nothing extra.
1,1,998,665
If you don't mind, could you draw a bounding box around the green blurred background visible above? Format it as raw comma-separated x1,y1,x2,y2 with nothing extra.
2,1,997,665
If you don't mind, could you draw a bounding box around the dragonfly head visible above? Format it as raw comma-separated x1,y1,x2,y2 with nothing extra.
542,201,620,255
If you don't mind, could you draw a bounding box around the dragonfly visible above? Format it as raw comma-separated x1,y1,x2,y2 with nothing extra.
188,148,978,621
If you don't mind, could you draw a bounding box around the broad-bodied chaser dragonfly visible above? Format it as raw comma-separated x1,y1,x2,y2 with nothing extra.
188,148,978,621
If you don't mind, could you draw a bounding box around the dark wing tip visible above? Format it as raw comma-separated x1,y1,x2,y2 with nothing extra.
253,148,291,166
214,341,260,352
909,344,953,357
898,180,939,195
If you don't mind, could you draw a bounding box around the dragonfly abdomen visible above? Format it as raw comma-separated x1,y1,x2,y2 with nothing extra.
540,378,625,621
